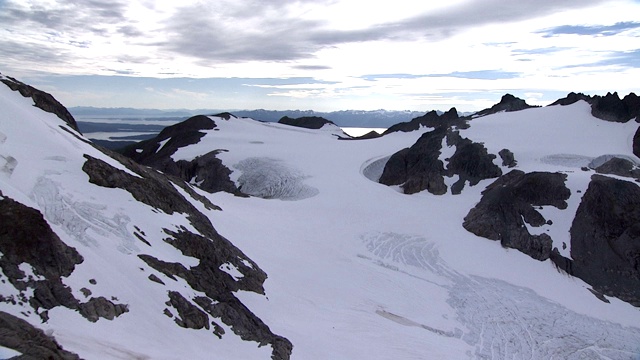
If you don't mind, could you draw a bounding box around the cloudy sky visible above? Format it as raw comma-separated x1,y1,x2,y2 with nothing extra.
1,0,639,112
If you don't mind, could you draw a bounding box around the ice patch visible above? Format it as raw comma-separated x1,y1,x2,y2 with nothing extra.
219,262,244,280
31,176,139,254
360,231,640,359
589,154,640,168
0,346,21,359
540,154,593,168
157,138,170,153
234,157,319,200
361,156,390,182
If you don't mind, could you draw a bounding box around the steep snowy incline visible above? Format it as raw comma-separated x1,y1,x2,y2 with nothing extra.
0,76,290,359
154,106,640,359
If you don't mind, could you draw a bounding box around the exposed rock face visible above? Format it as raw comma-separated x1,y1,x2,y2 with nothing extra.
0,191,128,338
81,155,292,359
383,108,464,135
474,94,537,117
594,157,640,179
343,130,382,140
121,115,240,195
379,127,501,195
550,91,640,123
549,92,593,106
379,127,447,195
634,126,640,158
445,133,502,195
0,74,79,132
0,311,80,360
278,116,336,129
591,92,640,123
463,171,571,261
555,175,640,306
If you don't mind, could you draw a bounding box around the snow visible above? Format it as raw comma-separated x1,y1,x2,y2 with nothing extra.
2,84,640,360
0,346,21,359
157,137,170,152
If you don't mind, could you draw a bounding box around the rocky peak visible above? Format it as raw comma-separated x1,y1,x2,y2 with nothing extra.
278,116,336,129
0,73,80,132
549,92,593,106
474,93,536,117
383,107,464,135
590,91,640,122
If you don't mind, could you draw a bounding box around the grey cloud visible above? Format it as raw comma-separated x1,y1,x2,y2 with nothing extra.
161,0,610,63
0,0,140,37
0,39,70,64
161,4,323,62
292,65,332,70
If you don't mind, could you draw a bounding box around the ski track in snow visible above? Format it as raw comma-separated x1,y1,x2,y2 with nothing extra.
360,231,640,360
31,176,139,254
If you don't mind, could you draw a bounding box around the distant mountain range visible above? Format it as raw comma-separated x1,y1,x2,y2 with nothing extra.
69,106,433,128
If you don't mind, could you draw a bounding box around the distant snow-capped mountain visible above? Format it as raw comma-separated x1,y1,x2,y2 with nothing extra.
2,72,640,359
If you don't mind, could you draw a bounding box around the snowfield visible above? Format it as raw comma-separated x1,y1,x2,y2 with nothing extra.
1,77,640,360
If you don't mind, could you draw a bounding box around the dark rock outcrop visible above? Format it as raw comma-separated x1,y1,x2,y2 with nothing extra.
0,311,80,360
634,126,640,158
0,190,129,334
594,157,640,179
167,291,211,330
591,92,640,123
121,115,240,195
379,127,501,195
550,91,640,123
446,133,502,195
383,108,464,135
554,175,640,306
81,155,291,358
473,94,537,117
379,127,447,195
278,116,336,130
0,74,80,132
549,92,593,106
463,171,571,261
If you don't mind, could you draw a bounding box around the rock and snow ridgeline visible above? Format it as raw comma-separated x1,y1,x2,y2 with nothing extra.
0,74,291,359
1,72,640,359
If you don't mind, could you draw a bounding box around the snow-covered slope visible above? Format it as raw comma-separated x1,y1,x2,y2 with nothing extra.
2,74,640,359
0,75,290,359
127,102,640,358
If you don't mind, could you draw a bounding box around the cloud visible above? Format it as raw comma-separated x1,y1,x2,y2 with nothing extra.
537,21,640,37
0,0,131,35
292,65,332,71
361,70,521,81
159,0,611,64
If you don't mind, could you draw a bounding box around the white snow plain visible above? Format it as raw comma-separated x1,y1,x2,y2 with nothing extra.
1,79,640,360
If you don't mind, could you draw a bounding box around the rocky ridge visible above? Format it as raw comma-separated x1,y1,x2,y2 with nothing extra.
0,77,292,359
